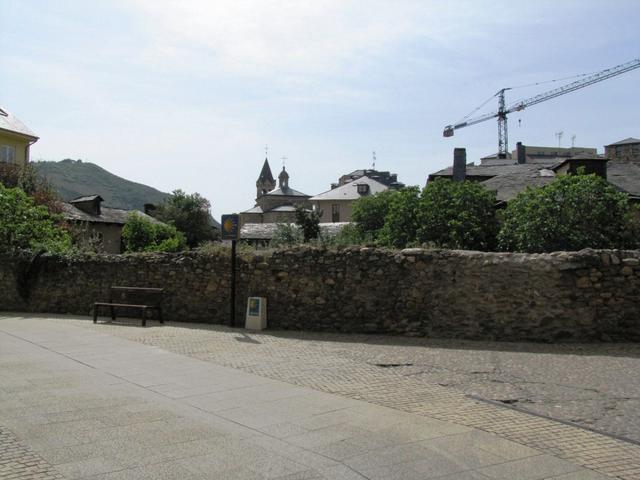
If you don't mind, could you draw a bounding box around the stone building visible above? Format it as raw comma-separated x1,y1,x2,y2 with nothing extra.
605,137,640,163
61,194,165,253
240,158,311,226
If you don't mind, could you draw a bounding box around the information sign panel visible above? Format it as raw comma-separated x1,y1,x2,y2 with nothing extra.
221,214,240,240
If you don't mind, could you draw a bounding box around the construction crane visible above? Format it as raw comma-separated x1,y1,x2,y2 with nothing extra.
443,58,640,158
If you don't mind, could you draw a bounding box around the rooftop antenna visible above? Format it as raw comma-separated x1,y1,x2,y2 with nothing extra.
281,156,287,169
571,134,576,148
372,151,376,170
555,131,564,147
265,145,268,158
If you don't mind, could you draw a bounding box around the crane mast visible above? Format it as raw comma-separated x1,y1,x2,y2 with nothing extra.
443,58,640,158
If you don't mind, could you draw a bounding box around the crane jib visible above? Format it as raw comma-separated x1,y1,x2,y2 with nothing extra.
442,58,640,155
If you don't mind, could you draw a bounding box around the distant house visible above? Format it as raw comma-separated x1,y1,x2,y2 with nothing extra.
309,176,389,223
61,195,165,253
310,169,404,223
240,158,311,226
0,107,38,167
428,141,640,204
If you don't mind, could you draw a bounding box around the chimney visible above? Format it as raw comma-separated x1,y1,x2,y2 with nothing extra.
516,142,526,164
452,148,466,182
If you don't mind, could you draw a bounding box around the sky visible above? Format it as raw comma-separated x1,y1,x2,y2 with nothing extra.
2,0,639,219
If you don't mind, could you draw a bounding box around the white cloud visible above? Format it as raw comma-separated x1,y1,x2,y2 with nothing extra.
123,0,511,79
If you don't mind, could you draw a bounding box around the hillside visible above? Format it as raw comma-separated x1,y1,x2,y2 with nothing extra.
34,159,170,210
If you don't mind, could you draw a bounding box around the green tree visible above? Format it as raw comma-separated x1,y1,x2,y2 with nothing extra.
153,190,217,248
0,183,71,253
417,178,498,250
351,190,393,240
122,213,186,253
377,186,421,248
498,173,638,252
295,205,322,242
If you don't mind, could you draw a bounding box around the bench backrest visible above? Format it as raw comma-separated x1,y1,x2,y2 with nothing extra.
109,286,164,306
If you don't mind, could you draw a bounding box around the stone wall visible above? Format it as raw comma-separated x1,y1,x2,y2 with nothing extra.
1,248,639,342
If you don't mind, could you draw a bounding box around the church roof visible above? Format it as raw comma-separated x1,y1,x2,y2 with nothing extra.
265,186,309,197
257,158,275,183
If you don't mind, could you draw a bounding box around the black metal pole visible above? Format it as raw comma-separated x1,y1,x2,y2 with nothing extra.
230,239,237,327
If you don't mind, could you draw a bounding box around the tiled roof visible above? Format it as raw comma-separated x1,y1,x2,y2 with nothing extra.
310,176,388,201
0,107,38,139
61,203,164,225
71,194,103,203
481,169,556,202
257,158,275,183
265,186,309,197
606,137,640,146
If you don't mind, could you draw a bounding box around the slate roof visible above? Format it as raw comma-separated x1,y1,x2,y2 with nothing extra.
429,163,546,180
0,107,38,139
481,169,556,202
61,203,163,225
270,205,298,212
310,176,388,201
71,194,103,203
606,137,640,147
257,158,275,183
607,162,640,198
242,206,264,214
264,186,309,197
241,222,350,240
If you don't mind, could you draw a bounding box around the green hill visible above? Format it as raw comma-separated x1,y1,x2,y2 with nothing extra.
34,159,170,211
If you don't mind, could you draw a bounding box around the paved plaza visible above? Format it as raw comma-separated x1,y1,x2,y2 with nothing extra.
1,315,639,479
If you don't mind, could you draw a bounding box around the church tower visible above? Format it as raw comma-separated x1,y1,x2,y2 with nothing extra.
256,158,276,198
278,166,289,189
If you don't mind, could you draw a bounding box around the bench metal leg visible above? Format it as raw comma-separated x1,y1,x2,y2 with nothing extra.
142,307,147,327
93,304,98,323
110,302,116,321
158,306,164,324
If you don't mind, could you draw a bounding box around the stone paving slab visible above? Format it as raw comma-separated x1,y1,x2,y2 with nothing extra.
0,315,612,480
28,313,640,480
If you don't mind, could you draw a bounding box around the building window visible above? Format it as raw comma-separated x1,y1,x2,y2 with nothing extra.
356,183,370,195
0,145,15,164
331,204,340,223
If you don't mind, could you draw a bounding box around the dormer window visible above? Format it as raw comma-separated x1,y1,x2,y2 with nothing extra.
356,183,369,195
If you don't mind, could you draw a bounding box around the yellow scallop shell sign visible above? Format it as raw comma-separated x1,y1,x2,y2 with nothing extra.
221,214,240,240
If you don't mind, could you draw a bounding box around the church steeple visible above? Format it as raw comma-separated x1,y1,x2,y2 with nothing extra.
256,158,276,197
278,166,289,189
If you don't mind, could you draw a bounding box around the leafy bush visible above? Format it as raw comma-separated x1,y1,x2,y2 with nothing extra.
417,178,498,250
377,186,421,248
0,183,71,253
122,213,186,252
270,223,303,247
498,173,638,252
0,163,62,214
319,223,365,247
351,190,393,239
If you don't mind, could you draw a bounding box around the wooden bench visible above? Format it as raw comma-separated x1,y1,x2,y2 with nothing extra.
93,286,164,327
